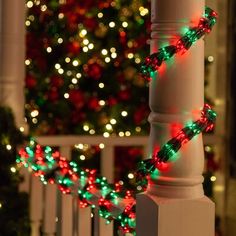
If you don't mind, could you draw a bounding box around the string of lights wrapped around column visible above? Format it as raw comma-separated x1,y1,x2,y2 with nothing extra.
17,6,217,235
140,7,217,81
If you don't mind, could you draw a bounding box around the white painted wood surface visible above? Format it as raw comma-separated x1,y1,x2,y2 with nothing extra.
137,0,215,235
0,0,25,127
30,177,43,236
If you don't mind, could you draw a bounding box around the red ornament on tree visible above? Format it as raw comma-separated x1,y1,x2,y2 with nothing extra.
87,97,101,111
50,75,64,88
25,74,37,89
68,89,85,109
85,62,103,80
67,41,80,55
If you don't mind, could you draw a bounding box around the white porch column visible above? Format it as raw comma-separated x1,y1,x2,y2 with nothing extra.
137,1,215,236
0,0,25,127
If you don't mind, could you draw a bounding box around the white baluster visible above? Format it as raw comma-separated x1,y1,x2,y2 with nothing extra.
19,168,30,193
78,207,91,236
97,146,114,235
42,184,57,236
101,145,114,182
61,194,73,236
137,0,215,236
59,146,73,236
30,176,43,236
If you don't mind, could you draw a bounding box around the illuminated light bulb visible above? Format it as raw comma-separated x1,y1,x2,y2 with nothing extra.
110,119,117,125
83,39,89,45
127,41,133,48
25,20,31,26
64,93,69,99
208,55,214,62
105,57,111,63
80,29,87,37
128,173,134,179
89,129,95,135
31,110,39,117
139,6,149,16
80,155,86,161
204,146,211,152
32,118,38,124
76,73,82,78
88,43,94,49
26,1,33,8
106,124,112,130
6,145,12,150
46,47,52,53
121,111,128,117
99,100,105,106
103,132,110,138
72,60,79,66
58,13,64,19
67,70,72,76
101,49,108,55
98,12,103,18
135,57,141,64
122,22,128,28
41,5,47,12
127,53,134,59
83,124,89,131
210,176,216,182
125,131,131,136
139,6,144,11
83,46,89,52
0,203,2,208
110,47,116,53
119,132,125,137
55,63,61,69
109,22,115,28
25,59,31,65
99,143,105,149
58,68,64,74
10,167,16,173
118,180,124,185
137,186,142,191
57,38,63,44
28,15,35,21
65,57,71,63
135,126,141,132
111,52,117,58
75,143,84,149
35,0,40,5
30,139,35,145
83,144,89,151
19,127,25,132
99,83,104,88
72,78,78,84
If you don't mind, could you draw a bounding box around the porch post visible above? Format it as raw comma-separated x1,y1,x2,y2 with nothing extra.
0,0,25,127
136,0,215,236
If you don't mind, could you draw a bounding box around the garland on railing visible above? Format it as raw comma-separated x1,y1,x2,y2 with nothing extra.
17,6,217,235
17,140,136,233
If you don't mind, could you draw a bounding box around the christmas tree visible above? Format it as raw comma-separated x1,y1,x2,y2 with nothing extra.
0,106,29,236
25,0,150,136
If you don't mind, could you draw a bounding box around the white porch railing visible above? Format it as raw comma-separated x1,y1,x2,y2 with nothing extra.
23,134,219,236
28,135,149,236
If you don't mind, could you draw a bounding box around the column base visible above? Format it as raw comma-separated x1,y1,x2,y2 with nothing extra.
136,193,215,236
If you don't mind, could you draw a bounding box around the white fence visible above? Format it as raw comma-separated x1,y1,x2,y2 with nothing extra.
25,136,149,236
20,134,220,236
